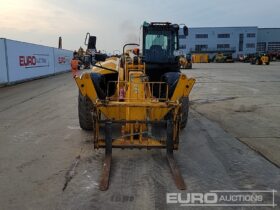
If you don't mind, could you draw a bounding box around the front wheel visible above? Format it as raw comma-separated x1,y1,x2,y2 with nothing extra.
78,91,93,130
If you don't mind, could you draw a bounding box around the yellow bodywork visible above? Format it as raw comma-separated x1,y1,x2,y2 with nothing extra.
261,55,269,64
179,56,192,69
252,54,270,65
75,56,195,149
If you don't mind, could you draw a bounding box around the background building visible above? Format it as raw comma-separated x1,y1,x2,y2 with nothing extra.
179,27,280,59
257,28,280,53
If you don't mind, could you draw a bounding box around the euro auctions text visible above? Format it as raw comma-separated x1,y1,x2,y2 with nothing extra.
167,190,277,207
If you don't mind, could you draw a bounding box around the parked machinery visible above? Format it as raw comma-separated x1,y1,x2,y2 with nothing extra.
268,51,280,61
76,47,91,69
179,54,192,69
250,53,270,65
213,53,234,63
74,22,195,190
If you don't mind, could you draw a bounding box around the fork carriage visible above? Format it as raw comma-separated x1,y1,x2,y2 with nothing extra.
75,57,195,190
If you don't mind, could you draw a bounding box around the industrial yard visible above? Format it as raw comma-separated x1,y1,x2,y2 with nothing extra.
1,0,280,208
0,62,279,210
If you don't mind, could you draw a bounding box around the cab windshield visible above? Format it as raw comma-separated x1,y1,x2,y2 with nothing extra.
145,34,168,50
143,30,178,63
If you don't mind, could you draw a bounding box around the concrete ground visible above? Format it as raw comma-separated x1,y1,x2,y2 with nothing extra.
186,62,280,167
0,64,279,210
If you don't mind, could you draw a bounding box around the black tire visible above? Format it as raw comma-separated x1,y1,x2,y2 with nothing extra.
161,72,180,99
266,62,270,65
78,91,93,130
180,97,189,129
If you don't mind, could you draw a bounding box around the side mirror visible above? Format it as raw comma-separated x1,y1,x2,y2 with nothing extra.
95,53,107,62
85,32,90,45
183,26,188,36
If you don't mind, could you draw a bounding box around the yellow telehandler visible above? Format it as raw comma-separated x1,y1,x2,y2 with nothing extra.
75,22,195,191
179,54,192,69
250,53,270,65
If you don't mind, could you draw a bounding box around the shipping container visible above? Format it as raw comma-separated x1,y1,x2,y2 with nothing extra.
192,54,209,63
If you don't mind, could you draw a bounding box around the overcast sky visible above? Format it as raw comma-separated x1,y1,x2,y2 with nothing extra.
1,0,280,53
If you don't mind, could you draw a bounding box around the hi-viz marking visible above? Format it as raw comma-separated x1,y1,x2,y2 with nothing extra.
19,54,50,68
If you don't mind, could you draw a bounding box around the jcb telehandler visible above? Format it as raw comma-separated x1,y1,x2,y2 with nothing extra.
250,53,270,65
75,22,195,190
